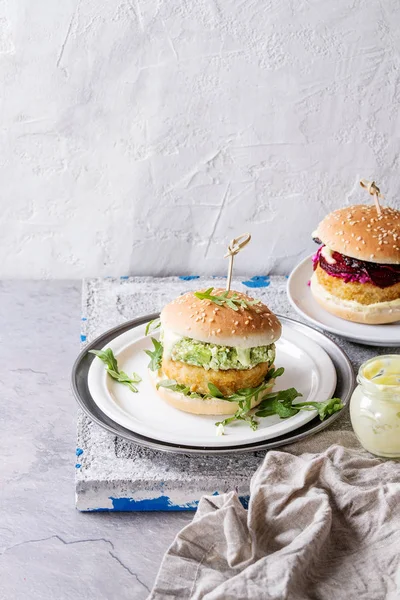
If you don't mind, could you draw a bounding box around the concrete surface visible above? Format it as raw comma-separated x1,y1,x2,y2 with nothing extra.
0,281,192,600
2,1,400,278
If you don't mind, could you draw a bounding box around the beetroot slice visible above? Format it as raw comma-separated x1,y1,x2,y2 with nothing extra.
312,246,400,289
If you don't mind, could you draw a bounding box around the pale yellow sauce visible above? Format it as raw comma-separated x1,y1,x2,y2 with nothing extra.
362,356,400,387
350,355,400,458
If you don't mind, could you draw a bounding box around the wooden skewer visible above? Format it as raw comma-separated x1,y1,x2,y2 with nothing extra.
360,179,384,217
224,233,251,291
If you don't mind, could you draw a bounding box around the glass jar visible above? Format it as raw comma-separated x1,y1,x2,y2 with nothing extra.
350,355,400,458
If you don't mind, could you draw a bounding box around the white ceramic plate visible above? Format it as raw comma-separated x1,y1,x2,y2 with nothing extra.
287,255,400,347
87,322,337,448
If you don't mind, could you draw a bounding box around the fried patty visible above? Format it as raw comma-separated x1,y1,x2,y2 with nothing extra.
162,357,271,396
316,265,400,305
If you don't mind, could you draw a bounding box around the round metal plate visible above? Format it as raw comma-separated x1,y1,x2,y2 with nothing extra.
71,314,356,455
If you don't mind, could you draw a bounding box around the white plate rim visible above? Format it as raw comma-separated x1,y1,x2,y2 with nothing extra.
71,313,356,455
87,322,337,448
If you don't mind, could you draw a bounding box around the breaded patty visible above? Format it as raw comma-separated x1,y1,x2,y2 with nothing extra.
316,265,400,305
162,357,271,396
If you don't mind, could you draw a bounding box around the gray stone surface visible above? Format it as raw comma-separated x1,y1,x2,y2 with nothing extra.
0,281,192,600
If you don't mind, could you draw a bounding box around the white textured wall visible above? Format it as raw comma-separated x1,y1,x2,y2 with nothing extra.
1,0,400,278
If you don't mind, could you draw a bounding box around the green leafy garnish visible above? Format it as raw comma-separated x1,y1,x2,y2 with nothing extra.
145,338,163,371
293,398,344,421
145,318,161,336
211,366,284,429
194,287,260,311
155,363,344,432
89,348,142,392
256,393,343,421
157,379,203,399
207,383,226,398
256,388,302,418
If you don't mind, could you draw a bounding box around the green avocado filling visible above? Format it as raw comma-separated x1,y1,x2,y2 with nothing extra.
170,337,276,371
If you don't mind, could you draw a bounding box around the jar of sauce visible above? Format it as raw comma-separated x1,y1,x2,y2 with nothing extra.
350,355,400,458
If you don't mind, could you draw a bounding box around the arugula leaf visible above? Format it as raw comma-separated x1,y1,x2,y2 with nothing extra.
209,367,286,429
216,409,258,431
145,318,161,336
194,287,261,311
145,338,163,371
294,398,344,421
256,391,343,422
256,388,302,418
266,366,285,380
157,379,203,399
207,383,227,399
89,348,119,372
89,348,142,392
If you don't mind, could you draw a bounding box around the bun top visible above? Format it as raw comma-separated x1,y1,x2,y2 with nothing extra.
315,204,400,264
160,288,281,348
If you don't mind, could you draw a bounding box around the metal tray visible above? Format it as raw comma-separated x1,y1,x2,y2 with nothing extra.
71,314,355,455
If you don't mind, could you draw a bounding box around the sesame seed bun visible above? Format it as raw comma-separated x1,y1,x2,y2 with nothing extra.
149,368,276,415
314,205,400,264
160,288,281,348
310,272,400,324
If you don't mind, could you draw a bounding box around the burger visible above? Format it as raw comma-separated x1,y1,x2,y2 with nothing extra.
148,288,281,415
311,204,400,324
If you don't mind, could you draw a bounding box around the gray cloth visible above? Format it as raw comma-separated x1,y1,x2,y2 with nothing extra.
148,445,400,600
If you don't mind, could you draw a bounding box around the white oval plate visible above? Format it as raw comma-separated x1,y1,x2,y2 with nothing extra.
87,322,337,448
287,255,400,347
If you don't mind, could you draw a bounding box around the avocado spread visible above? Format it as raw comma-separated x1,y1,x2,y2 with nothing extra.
170,337,275,371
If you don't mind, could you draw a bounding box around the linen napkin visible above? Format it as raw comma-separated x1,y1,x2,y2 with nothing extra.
148,445,400,600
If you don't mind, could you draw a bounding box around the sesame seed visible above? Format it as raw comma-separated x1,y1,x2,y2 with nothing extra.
216,328,221,333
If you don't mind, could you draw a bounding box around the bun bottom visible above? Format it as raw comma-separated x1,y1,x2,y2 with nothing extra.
310,273,400,325
149,369,275,416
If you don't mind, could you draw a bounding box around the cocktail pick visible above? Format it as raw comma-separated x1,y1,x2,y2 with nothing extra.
360,179,384,217
224,233,251,292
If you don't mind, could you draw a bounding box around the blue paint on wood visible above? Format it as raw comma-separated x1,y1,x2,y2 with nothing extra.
85,494,251,512
81,317,87,321
80,334,87,342
242,276,270,288
120,276,129,280
179,275,200,281
76,448,83,457
75,463,82,469
91,495,198,512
